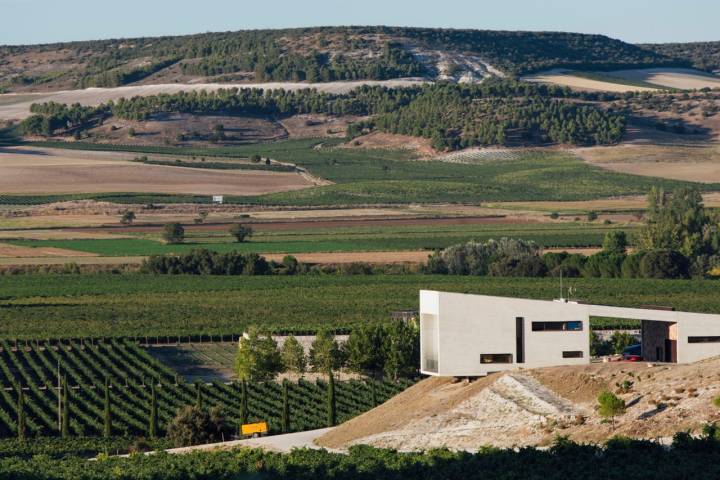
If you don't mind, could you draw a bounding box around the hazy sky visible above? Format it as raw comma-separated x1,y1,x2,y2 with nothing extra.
2,0,719,45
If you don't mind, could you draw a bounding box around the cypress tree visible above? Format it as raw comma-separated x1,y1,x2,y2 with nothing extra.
17,387,26,441
281,379,290,433
240,379,249,426
103,377,112,438
61,375,69,438
149,383,158,439
195,382,203,408
326,370,336,427
369,379,378,408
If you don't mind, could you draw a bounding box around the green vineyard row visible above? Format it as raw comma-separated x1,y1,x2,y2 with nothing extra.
0,339,411,438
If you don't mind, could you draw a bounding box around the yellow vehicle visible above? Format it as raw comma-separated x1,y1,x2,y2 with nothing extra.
241,421,268,438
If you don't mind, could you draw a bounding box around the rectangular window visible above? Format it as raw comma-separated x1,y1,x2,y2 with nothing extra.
532,321,583,332
480,353,513,364
562,351,584,358
516,317,525,364
688,336,720,343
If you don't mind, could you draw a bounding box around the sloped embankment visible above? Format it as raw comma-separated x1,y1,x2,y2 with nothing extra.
317,358,720,451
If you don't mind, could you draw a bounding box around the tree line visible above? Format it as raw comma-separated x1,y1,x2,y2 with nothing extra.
428,187,720,279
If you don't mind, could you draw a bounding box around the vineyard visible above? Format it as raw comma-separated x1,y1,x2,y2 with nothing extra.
0,338,412,438
3,275,720,339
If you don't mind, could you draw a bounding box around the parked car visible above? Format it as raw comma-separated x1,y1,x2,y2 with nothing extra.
622,344,642,361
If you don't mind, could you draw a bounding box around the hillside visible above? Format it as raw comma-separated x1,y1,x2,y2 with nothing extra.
643,41,720,74
318,358,720,450
0,26,683,92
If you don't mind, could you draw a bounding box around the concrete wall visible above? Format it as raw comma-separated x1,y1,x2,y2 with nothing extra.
676,312,720,363
420,291,589,376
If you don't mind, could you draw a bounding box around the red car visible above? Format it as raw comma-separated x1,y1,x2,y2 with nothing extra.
622,344,642,361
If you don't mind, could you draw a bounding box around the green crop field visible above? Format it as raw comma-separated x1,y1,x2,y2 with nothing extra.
7,223,633,255
1,275,719,339
0,337,410,438
17,139,715,206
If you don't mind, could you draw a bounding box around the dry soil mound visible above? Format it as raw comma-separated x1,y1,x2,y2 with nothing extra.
318,358,720,451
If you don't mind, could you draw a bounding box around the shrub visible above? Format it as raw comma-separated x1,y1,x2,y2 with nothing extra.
621,252,645,278
587,211,598,221
549,212,560,219
166,405,232,447
162,223,185,244
602,231,628,254
639,249,690,279
489,256,547,277
582,252,624,278
229,224,253,243
598,391,625,429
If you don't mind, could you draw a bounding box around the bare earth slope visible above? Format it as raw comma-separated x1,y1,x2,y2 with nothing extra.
318,358,720,451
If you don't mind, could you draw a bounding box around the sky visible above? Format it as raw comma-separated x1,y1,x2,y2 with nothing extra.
1,0,719,45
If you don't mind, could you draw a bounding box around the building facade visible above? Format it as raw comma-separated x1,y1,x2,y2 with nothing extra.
420,290,720,377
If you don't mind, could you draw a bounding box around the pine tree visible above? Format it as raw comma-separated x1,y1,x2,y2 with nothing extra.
195,382,203,409
326,370,336,427
281,379,290,433
61,375,69,438
149,383,158,439
103,377,112,438
240,379,249,426
17,387,26,441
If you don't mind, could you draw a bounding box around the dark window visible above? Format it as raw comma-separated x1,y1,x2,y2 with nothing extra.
688,336,720,343
532,321,583,332
480,353,513,364
562,351,584,358
516,317,525,364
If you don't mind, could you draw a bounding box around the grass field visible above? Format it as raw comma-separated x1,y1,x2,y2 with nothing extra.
14,139,714,206
5,223,634,256
1,275,719,339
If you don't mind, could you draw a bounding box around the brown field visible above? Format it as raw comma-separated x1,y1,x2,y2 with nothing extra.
0,242,96,258
278,114,362,138
576,144,720,183
610,68,720,90
522,70,656,92
340,131,435,157
0,79,427,121
0,146,313,195
0,256,144,266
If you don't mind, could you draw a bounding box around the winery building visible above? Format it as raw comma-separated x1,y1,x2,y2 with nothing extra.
419,290,720,377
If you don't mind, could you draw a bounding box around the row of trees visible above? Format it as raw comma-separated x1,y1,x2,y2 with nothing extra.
428,188,720,279
235,323,419,382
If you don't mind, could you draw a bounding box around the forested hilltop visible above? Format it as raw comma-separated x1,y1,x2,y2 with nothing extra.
642,41,720,73
0,26,686,92
19,80,626,149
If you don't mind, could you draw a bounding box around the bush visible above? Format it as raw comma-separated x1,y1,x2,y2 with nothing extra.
639,249,690,279
162,223,185,244
489,256,547,277
587,211,598,221
602,231,628,254
229,224,253,243
549,212,560,219
582,252,624,278
166,405,233,447
621,252,645,278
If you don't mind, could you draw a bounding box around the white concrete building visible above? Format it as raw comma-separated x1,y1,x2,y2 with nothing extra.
420,290,720,377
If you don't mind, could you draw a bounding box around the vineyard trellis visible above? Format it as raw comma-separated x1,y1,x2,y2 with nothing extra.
0,338,413,438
